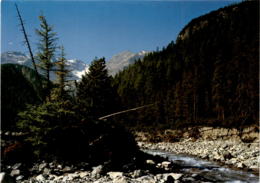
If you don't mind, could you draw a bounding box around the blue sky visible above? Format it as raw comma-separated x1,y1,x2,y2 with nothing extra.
2,0,241,64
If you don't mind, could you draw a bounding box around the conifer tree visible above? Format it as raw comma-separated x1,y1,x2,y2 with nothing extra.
53,46,71,100
35,15,57,99
77,57,118,119
212,56,226,121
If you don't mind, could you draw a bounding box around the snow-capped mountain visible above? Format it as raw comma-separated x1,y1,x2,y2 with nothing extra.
1,50,149,79
1,51,29,65
1,51,88,81
107,50,149,76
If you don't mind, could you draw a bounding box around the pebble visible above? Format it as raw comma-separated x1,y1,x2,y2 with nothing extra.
146,159,155,165
12,163,22,170
107,171,123,179
16,175,24,181
91,165,103,178
36,174,45,182
10,169,20,177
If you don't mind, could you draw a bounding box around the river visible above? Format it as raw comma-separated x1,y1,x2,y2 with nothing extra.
144,149,259,183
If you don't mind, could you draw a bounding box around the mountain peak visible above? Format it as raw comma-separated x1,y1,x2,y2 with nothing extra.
107,50,149,76
1,51,88,81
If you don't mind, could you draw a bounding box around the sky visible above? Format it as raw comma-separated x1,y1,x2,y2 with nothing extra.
2,0,241,64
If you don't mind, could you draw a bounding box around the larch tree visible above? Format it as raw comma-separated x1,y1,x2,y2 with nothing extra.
35,15,57,100
53,46,71,100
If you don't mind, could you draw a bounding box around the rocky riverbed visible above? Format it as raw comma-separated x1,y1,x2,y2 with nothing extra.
0,159,204,183
138,139,259,172
1,128,259,182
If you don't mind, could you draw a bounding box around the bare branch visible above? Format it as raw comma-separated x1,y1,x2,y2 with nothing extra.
15,3,39,76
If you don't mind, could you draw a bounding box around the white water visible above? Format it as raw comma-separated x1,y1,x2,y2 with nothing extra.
144,150,259,183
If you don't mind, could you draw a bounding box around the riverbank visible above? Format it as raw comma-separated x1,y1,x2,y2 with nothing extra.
135,126,259,173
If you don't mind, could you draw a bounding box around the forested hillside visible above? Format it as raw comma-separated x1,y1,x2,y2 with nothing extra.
1,64,45,130
113,1,259,130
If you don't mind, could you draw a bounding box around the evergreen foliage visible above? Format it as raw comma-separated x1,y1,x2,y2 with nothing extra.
17,100,76,159
113,1,259,129
77,57,119,119
52,46,72,101
35,15,57,99
1,64,45,131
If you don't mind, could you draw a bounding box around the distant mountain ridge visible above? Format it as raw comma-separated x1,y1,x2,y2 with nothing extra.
1,50,148,79
1,51,88,81
107,50,149,76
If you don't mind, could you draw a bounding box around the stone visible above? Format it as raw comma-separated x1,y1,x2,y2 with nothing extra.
249,165,258,170
79,171,89,178
11,132,16,136
36,174,45,182
62,176,69,182
39,162,47,170
237,162,245,168
0,172,15,183
48,174,57,180
49,162,55,168
156,163,162,168
66,173,79,181
146,159,155,165
12,163,22,170
16,175,24,181
137,175,156,183
168,173,183,180
132,169,142,178
107,172,123,179
53,175,63,181
161,161,171,169
57,164,63,169
10,169,20,177
91,165,103,178
43,168,51,175
113,176,128,183
62,166,72,172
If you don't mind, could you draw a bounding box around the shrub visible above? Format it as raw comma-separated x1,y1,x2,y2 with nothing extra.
17,100,138,166
17,100,77,159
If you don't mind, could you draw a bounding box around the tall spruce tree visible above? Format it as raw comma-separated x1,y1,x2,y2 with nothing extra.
35,15,57,99
77,57,118,119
